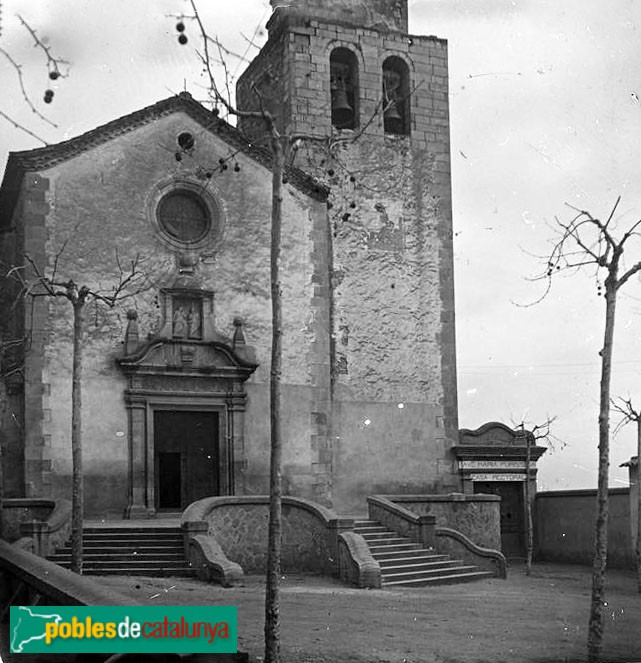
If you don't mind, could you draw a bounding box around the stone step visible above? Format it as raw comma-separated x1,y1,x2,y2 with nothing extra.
83,530,182,537
376,553,450,566
383,564,476,583
368,543,423,556
356,519,494,588
359,531,401,540
53,558,191,570
362,536,416,546
83,527,182,534
49,552,185,563
54,567,194,577
379,558,462,573
354,525,389,533
77,537,183,546
48,526,192,577
52,545,184,555
82,567,194,577
382,571,494,587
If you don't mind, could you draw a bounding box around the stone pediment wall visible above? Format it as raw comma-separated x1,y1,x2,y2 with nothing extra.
119,339,256,376
458,422,533,447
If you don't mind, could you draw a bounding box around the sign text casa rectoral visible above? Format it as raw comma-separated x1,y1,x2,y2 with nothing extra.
469,473,527,482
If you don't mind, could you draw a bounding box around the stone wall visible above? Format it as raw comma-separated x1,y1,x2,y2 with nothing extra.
237,4,460,513
183,496,350,574
390,494,501,550
8,109,331,516
1,500,52,543
208,502,332,573
535,488,634,569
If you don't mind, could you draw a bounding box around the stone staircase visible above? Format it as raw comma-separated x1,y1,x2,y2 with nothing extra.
355,520,494,587
47,525,194,576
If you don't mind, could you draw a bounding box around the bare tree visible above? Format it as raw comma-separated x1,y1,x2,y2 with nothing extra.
170,4,404,659
535,197,641,662
172,7,287,659
612,396,641,593
5,249,146,573
513,417,563,576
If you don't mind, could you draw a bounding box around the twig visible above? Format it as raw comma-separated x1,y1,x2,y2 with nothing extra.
17,15,69,78
0,108,48,144
0,47,57,128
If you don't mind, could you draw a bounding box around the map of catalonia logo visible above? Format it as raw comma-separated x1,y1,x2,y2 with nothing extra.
10,605,237,654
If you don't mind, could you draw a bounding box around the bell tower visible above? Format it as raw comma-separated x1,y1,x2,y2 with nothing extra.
237,0,460,510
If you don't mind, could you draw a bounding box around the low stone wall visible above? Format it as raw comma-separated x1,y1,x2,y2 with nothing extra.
1,498,72,556
385,494,501,550
2,501,51,541
535,488,633,569
182,496,354,576
337,532,381,589
435,528,507,578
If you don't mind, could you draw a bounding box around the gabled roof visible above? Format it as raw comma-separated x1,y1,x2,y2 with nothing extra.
0,92,328,228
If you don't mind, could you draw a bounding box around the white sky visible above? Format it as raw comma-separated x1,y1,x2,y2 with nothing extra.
1,0,641,491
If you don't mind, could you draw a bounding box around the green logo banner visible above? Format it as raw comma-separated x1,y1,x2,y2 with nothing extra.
9,605,237,654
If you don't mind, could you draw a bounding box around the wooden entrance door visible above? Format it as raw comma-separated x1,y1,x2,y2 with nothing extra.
474,481,525,558
154,411,219,510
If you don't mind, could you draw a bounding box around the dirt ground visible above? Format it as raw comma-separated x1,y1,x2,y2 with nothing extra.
97,563,641,663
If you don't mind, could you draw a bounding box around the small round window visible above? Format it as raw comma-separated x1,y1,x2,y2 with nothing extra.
157,190,211,243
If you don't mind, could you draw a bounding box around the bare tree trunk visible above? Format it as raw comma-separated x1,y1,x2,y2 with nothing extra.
588,279,617,663
525,433,533,576
637,420,641,593
264,133,284,663
70,300,85,574
0,382,5,540
0,430,4,541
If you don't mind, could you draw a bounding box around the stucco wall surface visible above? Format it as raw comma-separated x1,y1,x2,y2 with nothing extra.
332,402,456,513
238,17,457,397
15,112,329,511
535,489,634,569
391,495,501,549
238,17,459,511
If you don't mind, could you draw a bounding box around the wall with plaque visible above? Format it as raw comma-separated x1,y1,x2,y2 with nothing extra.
453,422,547,557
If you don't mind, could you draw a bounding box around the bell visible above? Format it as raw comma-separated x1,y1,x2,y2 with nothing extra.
331,88,354,128
384,101,403,134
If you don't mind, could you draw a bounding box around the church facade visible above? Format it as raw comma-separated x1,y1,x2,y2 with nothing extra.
0,0,460,517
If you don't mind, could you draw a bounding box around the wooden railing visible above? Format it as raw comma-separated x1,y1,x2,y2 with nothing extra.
0,540,246,662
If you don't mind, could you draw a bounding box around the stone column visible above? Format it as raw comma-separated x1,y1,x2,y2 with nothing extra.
227,392,247,495
125,397,150,518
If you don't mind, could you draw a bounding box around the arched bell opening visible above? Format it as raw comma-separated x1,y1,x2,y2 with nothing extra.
330,48,359,130
382,56,411,136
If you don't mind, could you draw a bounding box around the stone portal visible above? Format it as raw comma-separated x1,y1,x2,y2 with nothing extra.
117,279,258,518
453,422,547,558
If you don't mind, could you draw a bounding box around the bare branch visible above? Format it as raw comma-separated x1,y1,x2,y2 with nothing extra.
0,47,58,128
0,108,48,144
611,395,641,436
17,15,69,78
51,239,69,285
616,261,641,290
